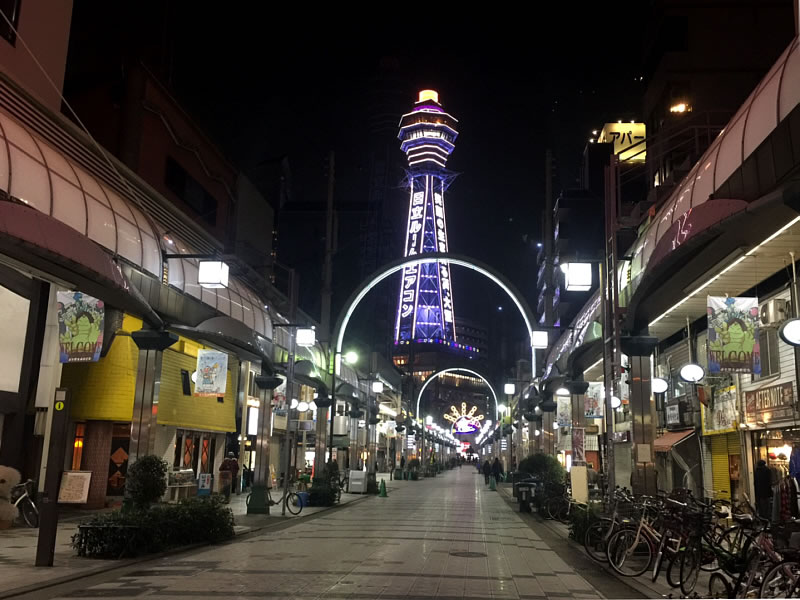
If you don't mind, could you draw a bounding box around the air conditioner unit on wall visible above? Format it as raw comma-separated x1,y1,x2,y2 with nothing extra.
761,298,790,326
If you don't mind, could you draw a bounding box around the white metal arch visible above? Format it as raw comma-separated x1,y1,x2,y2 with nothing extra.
332,252,536,376
415,367,499,423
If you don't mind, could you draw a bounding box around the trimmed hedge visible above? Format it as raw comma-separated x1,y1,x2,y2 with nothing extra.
72,496,234,559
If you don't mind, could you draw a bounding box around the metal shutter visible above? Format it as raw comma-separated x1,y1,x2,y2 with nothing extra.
711,435,731,500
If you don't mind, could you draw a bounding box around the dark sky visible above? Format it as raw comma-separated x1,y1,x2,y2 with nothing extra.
70,3,648,340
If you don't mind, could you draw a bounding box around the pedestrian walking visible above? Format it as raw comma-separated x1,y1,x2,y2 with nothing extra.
491,457,503,484
482,460,491,484
755,459,772,519
219,452,239,502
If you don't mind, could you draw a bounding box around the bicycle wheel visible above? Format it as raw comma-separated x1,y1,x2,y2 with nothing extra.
546,497,566,521
584,518,613,563
651,529,671,582
607,527,653,577
285,492,302,515
19,499,38,528
708,573,731,599
760,560,800,598
679,539,703,596
666,552,681,588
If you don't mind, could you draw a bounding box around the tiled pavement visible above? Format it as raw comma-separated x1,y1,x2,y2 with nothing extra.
18,468,635,599
0,485,370,598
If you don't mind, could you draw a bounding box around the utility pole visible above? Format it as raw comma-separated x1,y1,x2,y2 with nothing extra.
320,151,335,344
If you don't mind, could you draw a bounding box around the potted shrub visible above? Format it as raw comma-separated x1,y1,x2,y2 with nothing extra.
125,455,168,510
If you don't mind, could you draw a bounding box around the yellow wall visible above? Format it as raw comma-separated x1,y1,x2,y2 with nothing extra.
64,315,142,422
63,314,237,432
157,348,237,432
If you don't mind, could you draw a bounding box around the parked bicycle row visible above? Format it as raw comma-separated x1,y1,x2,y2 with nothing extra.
576,487,800,598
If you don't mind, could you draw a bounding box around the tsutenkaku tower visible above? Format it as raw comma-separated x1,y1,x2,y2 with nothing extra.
394,90,458,345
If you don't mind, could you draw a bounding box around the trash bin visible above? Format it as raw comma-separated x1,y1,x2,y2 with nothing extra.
517,482,535,513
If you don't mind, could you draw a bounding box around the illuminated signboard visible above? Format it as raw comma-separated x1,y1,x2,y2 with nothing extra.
596,122,646,162
444,402,485,435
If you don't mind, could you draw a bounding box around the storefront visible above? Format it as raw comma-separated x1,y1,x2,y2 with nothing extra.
700,385,742,501
61,316,239,507
743,382,800,504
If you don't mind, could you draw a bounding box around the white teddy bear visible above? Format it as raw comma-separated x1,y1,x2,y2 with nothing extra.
0,465,21,527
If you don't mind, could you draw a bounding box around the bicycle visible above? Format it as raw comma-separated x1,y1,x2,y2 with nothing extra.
584,487,635,563
11,479,38,528
246,482,302,515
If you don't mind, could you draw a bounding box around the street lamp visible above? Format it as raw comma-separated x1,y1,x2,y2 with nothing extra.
532,330,549,349
559,262,592,291
555,386,570,397
372,380,384,394
652,377,669,394
679,363,705,383
344,351,359,365
197,260,230,289
296,327,316,347
503,383,516,395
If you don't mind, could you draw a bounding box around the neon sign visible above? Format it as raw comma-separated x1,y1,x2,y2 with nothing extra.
444,402,484,435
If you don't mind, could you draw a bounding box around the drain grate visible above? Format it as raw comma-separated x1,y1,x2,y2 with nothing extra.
449,551,487,558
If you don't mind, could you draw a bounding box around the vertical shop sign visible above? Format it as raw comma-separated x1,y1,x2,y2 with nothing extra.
194,349,228,396
57,291,104,363
707,296,760,374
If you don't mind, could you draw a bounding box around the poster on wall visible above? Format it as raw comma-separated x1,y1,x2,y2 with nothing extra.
707,296,760,374
194,349,228,396
556,397,571,427
572,427,585,463
57,291,104,363
700,385,738,435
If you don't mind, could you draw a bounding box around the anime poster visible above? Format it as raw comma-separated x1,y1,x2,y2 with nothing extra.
57,291,104,363
707,296,760,374
556,397,571,427
194,349,228,396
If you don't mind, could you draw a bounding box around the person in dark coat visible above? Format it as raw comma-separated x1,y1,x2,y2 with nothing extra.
754,460,772,519
491,458,504,483
482,460,491,484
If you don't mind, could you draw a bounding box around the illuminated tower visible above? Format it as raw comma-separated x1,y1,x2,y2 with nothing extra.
394,90,458,345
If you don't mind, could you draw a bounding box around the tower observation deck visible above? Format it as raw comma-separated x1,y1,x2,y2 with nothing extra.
394,90,460,348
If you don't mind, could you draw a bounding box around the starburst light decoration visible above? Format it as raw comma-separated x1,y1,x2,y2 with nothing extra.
443,402,484,434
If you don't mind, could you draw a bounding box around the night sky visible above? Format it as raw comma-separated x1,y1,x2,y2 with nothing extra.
70,3,647,343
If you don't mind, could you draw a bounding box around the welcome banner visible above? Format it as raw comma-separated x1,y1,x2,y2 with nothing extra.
707,296,760,375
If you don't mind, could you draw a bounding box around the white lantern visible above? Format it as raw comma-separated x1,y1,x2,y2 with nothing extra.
679,363,705,383
555,387,570,397
290,398,298,409
560,262,592,291
372,381,384,394
611,396,622,409
504,383,516,395
652,377,669,394
296,328,316,348
532,330,549,349
553,421,559,429
297,401,309,412
198,260,229,289
779,318,800,346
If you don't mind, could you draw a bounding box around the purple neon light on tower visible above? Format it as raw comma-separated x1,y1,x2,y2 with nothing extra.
394,89,458,345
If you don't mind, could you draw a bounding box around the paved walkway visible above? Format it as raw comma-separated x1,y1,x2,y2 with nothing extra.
17,468,627,599
0,482,373,598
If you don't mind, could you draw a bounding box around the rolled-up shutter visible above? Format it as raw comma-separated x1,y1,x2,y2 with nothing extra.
711,435,731,500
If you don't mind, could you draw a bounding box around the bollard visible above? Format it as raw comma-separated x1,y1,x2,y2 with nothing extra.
379,479,388,497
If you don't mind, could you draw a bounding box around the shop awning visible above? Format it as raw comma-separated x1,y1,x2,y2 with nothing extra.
290,359,328,391
0,200,162,327
654,429,695,453
169,316,274,374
